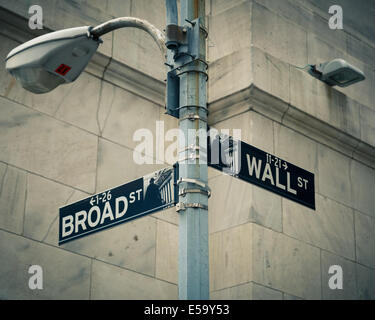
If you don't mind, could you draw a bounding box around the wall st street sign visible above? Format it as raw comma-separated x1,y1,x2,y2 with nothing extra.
59,166,177,245
208,136,315,210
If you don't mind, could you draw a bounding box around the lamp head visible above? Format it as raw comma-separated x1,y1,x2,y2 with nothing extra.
5,26,100,94
309,59,365,88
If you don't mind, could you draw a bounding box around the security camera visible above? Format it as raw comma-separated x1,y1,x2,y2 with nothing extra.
308,59,365,87
5,26,101,94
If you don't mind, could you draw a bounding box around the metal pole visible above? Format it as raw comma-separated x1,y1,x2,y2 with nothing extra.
177,0,209,300
166,0,178,25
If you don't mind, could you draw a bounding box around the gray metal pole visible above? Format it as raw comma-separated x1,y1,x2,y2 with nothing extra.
177,0,209,300
166,0,178,25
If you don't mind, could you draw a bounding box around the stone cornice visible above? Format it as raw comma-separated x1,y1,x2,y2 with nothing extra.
208,84,375,169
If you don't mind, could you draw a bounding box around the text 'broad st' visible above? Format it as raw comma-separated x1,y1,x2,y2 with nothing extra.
59,167,177,245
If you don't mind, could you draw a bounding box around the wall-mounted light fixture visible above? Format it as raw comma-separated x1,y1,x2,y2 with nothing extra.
308,59,365,87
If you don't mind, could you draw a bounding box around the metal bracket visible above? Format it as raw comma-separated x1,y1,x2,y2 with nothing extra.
175,67,209,82
165,24,188,51
168,57,208,73
177,177,207,188
166,70,180,118
179,113,207,122
176,202,208,212
187,18,202,60
178,155,201,162
179,188,211,198
177,178,211,195
179,145,201,153
184,18,208,39
177,105,208,112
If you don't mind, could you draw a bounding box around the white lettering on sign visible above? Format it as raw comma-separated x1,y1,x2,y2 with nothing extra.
101,201,115,224
62,215,74,238
287,172,297,195
75,210,87,233
88,206,101,228
245,153,305,196
246,154,262,179
116,196,128,218
62,190,141,239
298,177,309,190
90,190,112,207
262,163,275,185
275,168,286,191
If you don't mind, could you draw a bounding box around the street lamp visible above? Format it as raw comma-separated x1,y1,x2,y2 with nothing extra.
5,19,166,94
5,0,209,301
6,26,100,93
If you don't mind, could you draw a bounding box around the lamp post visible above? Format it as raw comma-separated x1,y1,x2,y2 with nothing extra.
5,0,209,300
165,0,209,300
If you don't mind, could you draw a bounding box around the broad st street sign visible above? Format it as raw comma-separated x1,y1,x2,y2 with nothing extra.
59,166,177,245
208,137,315,210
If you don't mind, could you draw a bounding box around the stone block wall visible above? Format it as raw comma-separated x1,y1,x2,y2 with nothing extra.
208,0,375,300
0,0,178,300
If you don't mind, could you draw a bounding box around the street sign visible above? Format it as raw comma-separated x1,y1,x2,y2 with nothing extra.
59,166,177,245
208,136,315,210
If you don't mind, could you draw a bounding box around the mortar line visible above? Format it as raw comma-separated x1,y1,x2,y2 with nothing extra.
0,164,8,196
154,218,158,279
41,189,75,243
0,227,179,287
210,219,360,267
0,160,92,196
94,135,100,195
21,172,28,236
353,210,357,262
320,249,324,299
89,258,94,300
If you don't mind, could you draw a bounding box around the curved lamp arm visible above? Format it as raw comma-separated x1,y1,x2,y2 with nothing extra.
90,17,167,59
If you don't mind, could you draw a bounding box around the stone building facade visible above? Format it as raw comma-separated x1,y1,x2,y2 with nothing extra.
0,0,374,299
